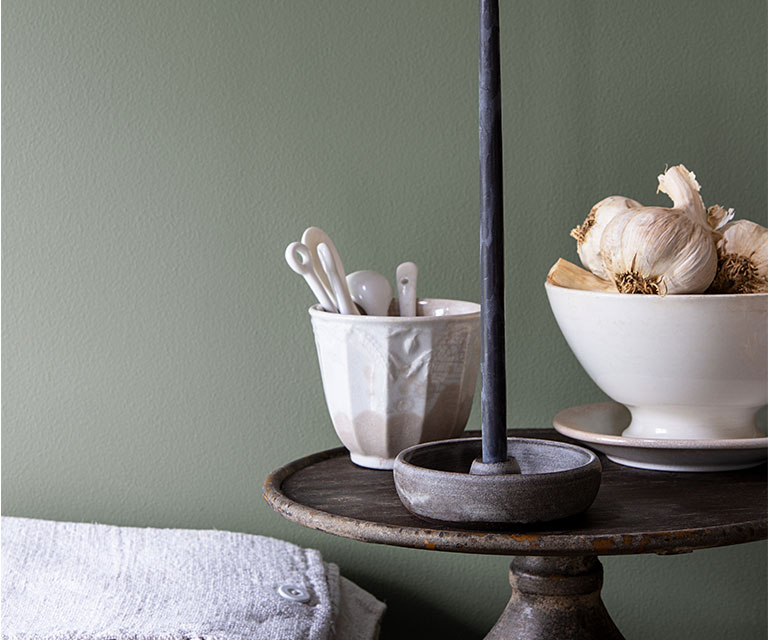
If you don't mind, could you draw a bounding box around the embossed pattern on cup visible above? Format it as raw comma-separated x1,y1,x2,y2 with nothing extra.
310,299,481,469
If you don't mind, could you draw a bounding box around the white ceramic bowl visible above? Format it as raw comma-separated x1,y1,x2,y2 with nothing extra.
310,298,481,469
545,282,768,440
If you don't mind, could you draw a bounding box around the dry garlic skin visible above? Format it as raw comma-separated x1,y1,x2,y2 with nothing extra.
708,219,768,293
547,258,617,292
707,204,735,231
600,208,718,294
570,196,641,280
656,164,707,226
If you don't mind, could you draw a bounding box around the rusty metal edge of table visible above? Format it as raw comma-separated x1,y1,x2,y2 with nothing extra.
263,442,768,558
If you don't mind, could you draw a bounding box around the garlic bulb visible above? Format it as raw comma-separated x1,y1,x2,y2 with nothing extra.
598,165,717,294
570,196,641,280
600,209,717,294
707,220,768,293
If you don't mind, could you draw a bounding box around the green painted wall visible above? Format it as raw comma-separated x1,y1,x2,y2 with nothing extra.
3,1,766,637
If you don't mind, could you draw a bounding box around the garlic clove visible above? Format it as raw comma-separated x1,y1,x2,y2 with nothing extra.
570,196,642,280
706,219,768,294
546,258,617,292
656,164,708,227
600,207,718,295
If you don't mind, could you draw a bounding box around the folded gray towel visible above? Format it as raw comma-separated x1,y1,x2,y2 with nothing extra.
1,517,384,640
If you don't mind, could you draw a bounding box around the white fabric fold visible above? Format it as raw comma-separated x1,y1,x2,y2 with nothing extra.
1,517,384,640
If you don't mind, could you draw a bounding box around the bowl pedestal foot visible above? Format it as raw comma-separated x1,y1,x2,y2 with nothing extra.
484,555,624,640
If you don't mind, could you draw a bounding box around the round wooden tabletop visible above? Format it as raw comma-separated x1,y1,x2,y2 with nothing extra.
264,429,767,556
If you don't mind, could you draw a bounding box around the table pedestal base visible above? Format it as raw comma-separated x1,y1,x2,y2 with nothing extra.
485,556,624,640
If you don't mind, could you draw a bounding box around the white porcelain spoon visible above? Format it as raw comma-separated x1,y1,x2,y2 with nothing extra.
396,261,418,317
301,227,346,305
318,242,359,315
346,270,393,316
284,241,337,312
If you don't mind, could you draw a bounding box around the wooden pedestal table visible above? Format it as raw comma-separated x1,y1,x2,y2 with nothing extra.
264,429,767,639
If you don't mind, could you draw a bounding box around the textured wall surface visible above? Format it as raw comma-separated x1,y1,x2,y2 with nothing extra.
3,1,766,638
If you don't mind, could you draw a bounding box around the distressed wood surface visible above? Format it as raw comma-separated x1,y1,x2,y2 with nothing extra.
264,429,767,556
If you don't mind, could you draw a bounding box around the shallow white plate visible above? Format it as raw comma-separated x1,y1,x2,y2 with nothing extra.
553,402,768,472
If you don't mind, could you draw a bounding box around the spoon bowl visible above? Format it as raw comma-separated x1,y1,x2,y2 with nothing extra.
346,270,394,316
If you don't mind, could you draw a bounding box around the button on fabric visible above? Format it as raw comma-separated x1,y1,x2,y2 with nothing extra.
277,584,310,603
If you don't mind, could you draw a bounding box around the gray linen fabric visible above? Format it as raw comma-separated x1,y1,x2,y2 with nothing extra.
1,517,384,640
334,578,385,640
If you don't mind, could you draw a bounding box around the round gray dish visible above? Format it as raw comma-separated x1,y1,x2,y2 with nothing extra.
393,437,602,527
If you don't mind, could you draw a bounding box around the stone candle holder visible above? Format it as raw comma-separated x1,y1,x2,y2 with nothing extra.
393,437,602,526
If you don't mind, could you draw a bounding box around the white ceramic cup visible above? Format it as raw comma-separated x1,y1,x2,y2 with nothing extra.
545,282,768,440
310,298,481,469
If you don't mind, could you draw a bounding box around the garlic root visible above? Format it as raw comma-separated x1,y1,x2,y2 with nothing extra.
547,258,617,292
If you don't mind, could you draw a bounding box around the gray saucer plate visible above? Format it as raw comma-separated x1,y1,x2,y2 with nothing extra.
553,402,768,472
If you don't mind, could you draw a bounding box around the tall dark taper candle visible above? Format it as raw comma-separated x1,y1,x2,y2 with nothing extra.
479,0,507,463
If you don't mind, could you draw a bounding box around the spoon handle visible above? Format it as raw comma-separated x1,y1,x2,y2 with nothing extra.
284,242,338,312
396,261,418,317
318,243,360,315
301,227,345,305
